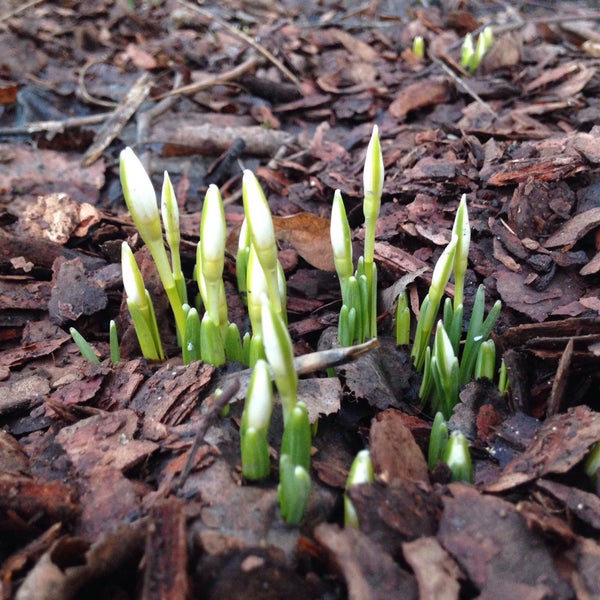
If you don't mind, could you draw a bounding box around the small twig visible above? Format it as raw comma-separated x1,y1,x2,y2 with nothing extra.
81,72,153,167
159,56,260,99
431,56,499,119
0,112,112,136
0,0,44,25
175,0,301,90
173,377,241,494
78,53,119,109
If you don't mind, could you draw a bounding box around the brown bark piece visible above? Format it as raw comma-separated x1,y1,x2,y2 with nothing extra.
314,523,418,600
0,476,76,524
48,257,108,325
48,361,109,413
0,229,106,272
0,429,30,476
322,331,420,414
438,484,572,599
507,179,574,240
389,78,452,120
370,409,429,484
76,466,143,541
16,522,145,600
546,337,574,417
347,480,439,557
130,361,214,432
544,207,600,248
195,546,312,600
485,405,600,492
571,537,600,600
56,409,158,473
142,498,189,600
537,479,600,531
402,536,461,600
0,280,52,312
580,250,600,276
481,132,598,185
0,372,50,415
495,269,583,322
0,143,105,205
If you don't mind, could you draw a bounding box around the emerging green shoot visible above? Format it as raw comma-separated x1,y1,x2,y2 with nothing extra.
330,189,353,303
411,235,457,371
362,125,384,339
498,359,509,394
444,431,473,483
474,339,496,381
278,456,310,526
199,184,227,328
161,171,187,307
412,36,425,59
121,242,164,360
460,33,475,72
344,449,374,528
333,125,383,346
394,291,410,346
109,320,120,363
428,411,449,470
460,26,493,74
200,312,226,367
236,219,251,306
429,414,472,482
459,285,502,385
182,307,201,364
69,327,100,364
584,441,600,487
246,245,269,338
261,297,297,426
278,402,312,525
452,194,470,311
430,320,460,419
240,359,273,480
242,170,283,320
120,148,186,339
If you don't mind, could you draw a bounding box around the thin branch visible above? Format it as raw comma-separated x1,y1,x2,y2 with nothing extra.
159,56,260,99
431,56,499,119
173,377,241,495
175,0,301,89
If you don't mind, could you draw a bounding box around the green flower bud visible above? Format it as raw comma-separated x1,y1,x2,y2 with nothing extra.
120,147,162,247
261,296,297,425
344,449,374,528
121,242,147,310
331,189,353,285
363,125,384,224
444,431,473,483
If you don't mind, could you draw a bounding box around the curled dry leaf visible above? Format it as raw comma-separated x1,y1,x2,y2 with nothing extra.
273,213,334,271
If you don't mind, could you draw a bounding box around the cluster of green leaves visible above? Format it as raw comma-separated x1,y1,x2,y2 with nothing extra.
116,150,311,524
331,163,506,498
69,125,510,524
460,25,493,74
428,411,472,482
393,194,506,420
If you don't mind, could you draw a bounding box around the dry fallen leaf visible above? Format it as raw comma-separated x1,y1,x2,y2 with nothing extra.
389,78,452,120
273,213,334,271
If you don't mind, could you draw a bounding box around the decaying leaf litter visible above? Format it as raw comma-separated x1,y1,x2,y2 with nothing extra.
1,0,600,597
